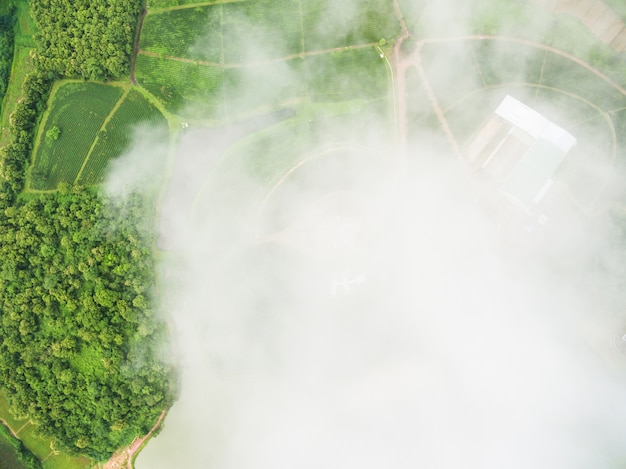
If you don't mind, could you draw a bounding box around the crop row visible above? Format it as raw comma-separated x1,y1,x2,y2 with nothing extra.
222,58,306,117
30,83,123,190
301,0,401,51
148,0,207,9
77,89,168,186
135,54,224,117
140,6,223,63
221,0,303,62
306,47,388,102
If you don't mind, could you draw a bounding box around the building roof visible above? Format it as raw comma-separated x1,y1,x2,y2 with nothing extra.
495,95,577,153
492,95,577,211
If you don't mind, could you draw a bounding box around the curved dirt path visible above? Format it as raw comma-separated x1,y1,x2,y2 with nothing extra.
102,410,166,469
391,33,626,161
126,410,166,469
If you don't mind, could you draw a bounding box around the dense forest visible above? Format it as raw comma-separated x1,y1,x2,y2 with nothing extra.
0,189,172,459
0,12,15,106
31,0,142,80
0,0,174,462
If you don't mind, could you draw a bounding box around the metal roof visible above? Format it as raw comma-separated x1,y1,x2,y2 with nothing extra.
493,95,576,210
495,95,577,153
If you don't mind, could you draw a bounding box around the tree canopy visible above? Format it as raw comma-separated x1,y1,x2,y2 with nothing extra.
0,188,173,460
31,0,142,80
0,0,174,462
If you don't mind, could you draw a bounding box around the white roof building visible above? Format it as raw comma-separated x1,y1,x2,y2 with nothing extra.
469,95,577,214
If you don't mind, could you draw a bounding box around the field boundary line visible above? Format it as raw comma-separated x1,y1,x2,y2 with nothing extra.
413,54,463,159
134,86,179,131
14,420,30,435
148,0,245,14
0,417,20,439
138,42,379,69
74,86,130,184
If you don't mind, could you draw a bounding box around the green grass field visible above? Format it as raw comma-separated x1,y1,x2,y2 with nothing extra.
140,6,223,63
30,82,124,190
77,89,168,186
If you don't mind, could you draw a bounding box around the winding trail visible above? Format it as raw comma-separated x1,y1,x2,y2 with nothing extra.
125,410,166,469
390,33,626,163
102,410,166,469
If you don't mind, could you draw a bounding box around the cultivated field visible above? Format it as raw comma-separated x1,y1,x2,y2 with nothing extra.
135,54,224,117
77,89,168,186
30,83,124,190
140,6,223,62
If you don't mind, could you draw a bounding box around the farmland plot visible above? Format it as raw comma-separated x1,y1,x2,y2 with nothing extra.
223,58,306,117
221,0,303,63
30,82,123,190
135,54,224,117
140,6,223,63
77,89,168,186
301,0,400,51
306,47,389,102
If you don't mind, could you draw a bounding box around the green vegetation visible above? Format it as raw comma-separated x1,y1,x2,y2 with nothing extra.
302,0,401,51
222,0,303,62
30,82,124,191
78,89,169,186
135,54,224,117
0,422,41,469
31,0,142,80
0,1,174,465
223,58,306,116
0,12,15,110
140,6,223,63
0,188,174,462
305,47,388,101
148,0,212,9
0,392,92,469
0,0,37,148
2,0,626,466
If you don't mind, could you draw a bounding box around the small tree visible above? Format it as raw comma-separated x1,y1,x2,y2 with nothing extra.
46,125,61,141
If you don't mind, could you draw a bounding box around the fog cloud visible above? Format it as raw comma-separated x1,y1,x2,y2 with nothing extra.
124,1,626,467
